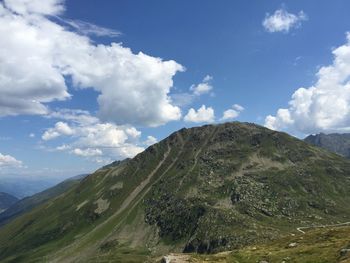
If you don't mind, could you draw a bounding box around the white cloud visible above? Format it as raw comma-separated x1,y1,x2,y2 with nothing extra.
4,0,64,15
265,34,350,134
220,104,244,121
47,109,99,125
72,148,102,157
59,18,121,37
42,109,149,161
0,152,22,167
56,144,71,151
0,1,184,126
29,133,35,138
203,75,213,82
125,127,141,138
144,136,157,146
221,109,239,120
233,104,244,111
171,74,214,107
190,75,213,96
42,121,74,141
184,105,215,123
263,8,307,33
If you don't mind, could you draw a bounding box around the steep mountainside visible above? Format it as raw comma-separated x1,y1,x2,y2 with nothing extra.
0,122,350,262
304,133,350,158
0,174,87,226
0,192,18,213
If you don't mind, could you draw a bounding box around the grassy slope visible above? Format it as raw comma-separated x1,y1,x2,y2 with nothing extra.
0,175,86,226
0,122,349,262
184,225,350,263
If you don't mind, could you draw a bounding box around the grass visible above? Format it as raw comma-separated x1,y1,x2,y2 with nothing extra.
178,225,350,262
1,122,350,262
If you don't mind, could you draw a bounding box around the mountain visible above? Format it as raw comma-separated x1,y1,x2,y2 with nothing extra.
304,133,350,158
0,175,64,199
0,122,350,262
0,174,87,226
0,192,18,213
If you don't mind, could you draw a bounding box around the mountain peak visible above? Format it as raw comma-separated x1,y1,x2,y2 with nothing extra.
1,122,350,262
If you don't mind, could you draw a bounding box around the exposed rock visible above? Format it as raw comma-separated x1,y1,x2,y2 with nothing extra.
161,254,191,263
76,200,89,211
340,248,350,257
288,242,298,248
110,181,123,190
304,133,350,158
94,198,110,214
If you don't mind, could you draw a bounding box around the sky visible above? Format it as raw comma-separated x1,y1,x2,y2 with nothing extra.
1,0,350,181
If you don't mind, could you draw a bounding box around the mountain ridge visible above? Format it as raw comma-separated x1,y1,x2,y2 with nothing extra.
0,192,18,213
304,132,350,158
0,174,87,226
0,122,350,262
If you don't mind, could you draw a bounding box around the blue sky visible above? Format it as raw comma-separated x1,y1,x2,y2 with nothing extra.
1,0,350,180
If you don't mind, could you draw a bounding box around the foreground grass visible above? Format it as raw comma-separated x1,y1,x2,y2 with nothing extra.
161,225,350,263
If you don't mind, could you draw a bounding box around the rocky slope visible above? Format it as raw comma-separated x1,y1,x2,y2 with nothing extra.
304,133,350,158
162,224,350,263
0,122,350,262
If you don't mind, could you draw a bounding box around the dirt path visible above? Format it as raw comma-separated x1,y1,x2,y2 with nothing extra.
297,221,350,234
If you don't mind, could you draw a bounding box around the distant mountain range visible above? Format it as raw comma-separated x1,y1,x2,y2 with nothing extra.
304,133,350,158
0,192,18,213
0,174,87,226
0,122,350,262
0,175,65,199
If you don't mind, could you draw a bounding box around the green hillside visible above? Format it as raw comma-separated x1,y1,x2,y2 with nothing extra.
0,174,87,226
163,224,350,263
0,122,350,262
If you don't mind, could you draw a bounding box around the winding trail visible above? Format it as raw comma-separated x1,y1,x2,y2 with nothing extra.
296,221,350,234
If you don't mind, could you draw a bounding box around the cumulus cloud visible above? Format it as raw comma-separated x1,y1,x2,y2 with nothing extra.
190,75,213,96
220,104,244,121
42,121,74,140
72,148,102,157
184,105,215,123
172,75,214,107
42,109,148,161
4,0,64,15
263,8,307,33
0,152,22,167
47,109,99,125
265,34,350,134
144,136,157,146
0,0,183,126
